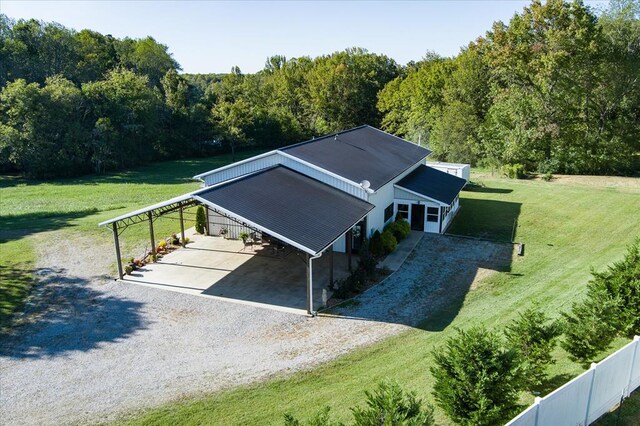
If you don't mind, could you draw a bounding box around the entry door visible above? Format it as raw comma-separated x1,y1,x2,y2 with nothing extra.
425,206,440,233
410,204,425,231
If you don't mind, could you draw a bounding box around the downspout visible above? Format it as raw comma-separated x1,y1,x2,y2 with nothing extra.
306,251,323,316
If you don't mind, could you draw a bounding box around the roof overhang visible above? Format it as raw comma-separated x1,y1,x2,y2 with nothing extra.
100,166,374,256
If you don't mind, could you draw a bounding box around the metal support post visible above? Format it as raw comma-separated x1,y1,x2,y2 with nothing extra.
179,206,186,246
112,223,123,280
148,211,156,256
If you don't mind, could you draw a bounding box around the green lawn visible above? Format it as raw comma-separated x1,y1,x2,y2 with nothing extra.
0,150,266,327
112,175,639,425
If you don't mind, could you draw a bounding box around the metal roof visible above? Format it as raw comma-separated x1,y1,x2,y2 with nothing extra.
396,165,466,205
195,166,374,255
282,125,431,190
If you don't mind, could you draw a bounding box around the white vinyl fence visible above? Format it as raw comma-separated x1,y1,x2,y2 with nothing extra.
506,336,640,426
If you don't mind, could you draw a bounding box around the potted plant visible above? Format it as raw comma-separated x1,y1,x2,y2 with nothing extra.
239,232,250,244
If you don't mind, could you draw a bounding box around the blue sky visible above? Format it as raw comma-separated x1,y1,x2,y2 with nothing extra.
1,0,608,74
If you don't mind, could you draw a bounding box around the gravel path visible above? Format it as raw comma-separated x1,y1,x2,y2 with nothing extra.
0,231,512,425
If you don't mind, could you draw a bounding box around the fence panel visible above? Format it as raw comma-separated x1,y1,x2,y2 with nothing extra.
587,343,637,423
506,337,639,426
505,402,538,426
538,370,594,426
629,338,640,395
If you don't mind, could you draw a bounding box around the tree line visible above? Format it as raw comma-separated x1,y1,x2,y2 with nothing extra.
1,0,638,179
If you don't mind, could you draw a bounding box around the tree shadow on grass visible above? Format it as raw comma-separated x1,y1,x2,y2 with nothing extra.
447,198,522,242
0,209,98,242
0,267,146,359
0,265,35,328
531,373,576,397
464,184,513,194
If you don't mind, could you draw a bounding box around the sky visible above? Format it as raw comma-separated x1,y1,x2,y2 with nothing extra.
1,0,609,74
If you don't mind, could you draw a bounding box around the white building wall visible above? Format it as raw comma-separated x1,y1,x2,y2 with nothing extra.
278,155,367,199
440,196,460,233
427,162,471,182
332,235,346,252
201,152,280,187
365,163,424,237
207,209,252,240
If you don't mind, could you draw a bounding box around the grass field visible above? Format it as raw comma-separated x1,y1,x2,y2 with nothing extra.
0,150,265,326
1,161,639,425
112,174,639,425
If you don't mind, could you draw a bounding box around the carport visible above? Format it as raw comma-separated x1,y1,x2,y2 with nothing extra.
99,166,374,315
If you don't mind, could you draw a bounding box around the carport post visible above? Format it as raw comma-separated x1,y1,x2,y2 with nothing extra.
329,247,334,287
346,229,353,272
306,253,313,315
112,223,123,280
179,206,186,246
204,206,210,236
148,211,156,256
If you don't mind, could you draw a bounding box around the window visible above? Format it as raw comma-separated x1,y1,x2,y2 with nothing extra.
384,203,394,223
397,203,409,220
427,206,439,223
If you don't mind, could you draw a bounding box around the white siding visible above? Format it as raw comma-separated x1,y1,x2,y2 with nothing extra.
207,209,252,240
202,152,280,187
426,162,471,182
394,187,429,202
279,156,368,200
332,234,346,253
441,196,460,233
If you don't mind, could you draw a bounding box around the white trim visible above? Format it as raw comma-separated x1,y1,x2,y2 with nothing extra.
393,184,449,206
192,195,317,255
276,150,370,193
192,150,278,180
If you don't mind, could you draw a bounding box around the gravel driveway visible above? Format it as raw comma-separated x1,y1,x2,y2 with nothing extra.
0,231,512,425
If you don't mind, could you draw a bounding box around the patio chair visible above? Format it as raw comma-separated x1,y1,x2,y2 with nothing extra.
251,232,263,246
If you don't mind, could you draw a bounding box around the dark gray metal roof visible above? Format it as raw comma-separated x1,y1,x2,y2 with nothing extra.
195,166,374,254
282,125,431,190
396,165,466,205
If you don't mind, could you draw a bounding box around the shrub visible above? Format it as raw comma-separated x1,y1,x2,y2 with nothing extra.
124,264,133,275
370,230,384,258
561,239,640,361
333,268,367,299
381,229,397,254
385,220,410,242
395,218,411,239
195,205,206,234
239,232,250,242
541,172,553,182
284,406,337,426
502,163,526,179
352,381,435,426
357,239,377,275
504,307,562,387
561,288,620,361
284,382,434,426
431,326,525,425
